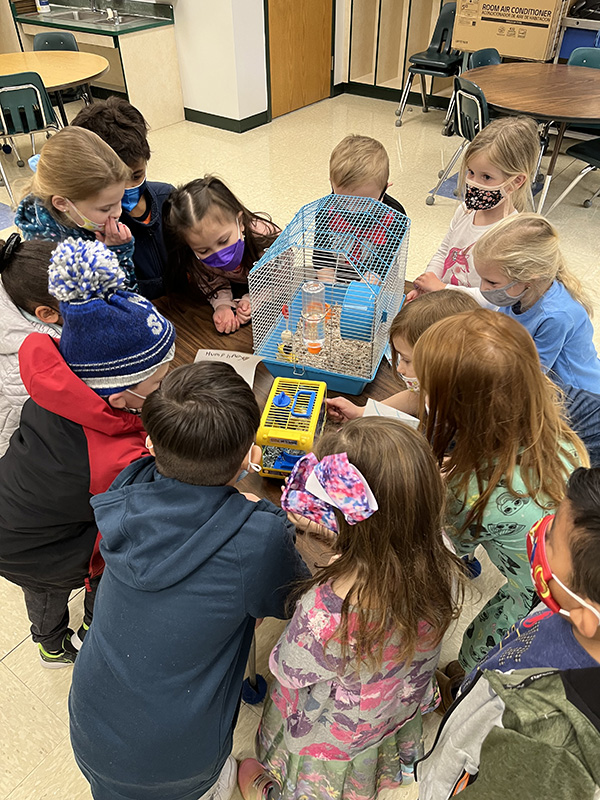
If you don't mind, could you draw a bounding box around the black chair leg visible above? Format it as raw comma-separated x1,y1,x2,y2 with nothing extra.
420,74,429,113
395,73,414,127
56,91,69,127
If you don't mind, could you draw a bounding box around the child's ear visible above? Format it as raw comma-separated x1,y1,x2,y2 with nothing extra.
34,305,61,324
107,392,128,409
509,174,527,191
52,195,70,213
145,435,155,455
569,604,600,640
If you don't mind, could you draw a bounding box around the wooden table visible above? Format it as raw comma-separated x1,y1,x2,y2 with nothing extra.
0,51,109,125
154,294,400,511
464,63,600,213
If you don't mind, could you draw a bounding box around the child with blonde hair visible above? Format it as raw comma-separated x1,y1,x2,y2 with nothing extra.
329,134,406,214
408,116,539,304
238,418,463,799
413,309,588,680
163,176,279,334
474,212,599,391
327,290,479,422
15,127,136,288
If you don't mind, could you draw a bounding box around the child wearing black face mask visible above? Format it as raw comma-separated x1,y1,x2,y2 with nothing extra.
163,176,280,334
406,116,539,307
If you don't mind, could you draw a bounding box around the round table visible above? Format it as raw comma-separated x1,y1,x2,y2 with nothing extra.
463,63,600,213
0,50,109,92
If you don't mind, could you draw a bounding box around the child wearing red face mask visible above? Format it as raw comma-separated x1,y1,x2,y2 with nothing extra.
460,466,600,690
406,116,538,307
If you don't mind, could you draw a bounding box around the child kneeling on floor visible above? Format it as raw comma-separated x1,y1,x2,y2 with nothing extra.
69,361,310,800
238,418,464,800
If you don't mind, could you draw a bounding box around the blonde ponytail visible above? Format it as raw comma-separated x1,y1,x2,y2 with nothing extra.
23,127,130,217
473,213,593,316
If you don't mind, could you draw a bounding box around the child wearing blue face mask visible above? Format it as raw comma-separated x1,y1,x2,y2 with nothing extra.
72,98,175,300
163,176,280,334
15,127,136,289
407,116,539,306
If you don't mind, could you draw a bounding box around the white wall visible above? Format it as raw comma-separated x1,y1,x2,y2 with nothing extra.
166,0,268,121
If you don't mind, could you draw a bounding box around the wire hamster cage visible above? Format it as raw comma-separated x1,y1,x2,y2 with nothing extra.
249,194,409,394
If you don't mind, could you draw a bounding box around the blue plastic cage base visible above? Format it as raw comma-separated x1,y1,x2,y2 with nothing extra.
257,288,404,395
261,347,386,395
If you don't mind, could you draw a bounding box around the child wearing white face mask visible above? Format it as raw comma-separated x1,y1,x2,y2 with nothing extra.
68,360,309,800
473,213,600,392
327,291,479,423
15,127,136,290
407,116,539,306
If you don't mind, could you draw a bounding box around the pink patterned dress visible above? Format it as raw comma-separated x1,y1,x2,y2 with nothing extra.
257,583,442,800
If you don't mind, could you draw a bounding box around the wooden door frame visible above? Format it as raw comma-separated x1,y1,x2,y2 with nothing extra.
263,0,337,123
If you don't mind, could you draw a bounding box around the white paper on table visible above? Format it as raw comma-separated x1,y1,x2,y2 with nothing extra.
194,349,263,388
363,398,419,429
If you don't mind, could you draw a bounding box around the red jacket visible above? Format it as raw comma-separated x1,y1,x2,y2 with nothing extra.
0,333,148,591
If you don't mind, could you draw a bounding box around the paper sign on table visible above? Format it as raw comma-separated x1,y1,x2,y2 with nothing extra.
194,349,263,388
362,398,419,429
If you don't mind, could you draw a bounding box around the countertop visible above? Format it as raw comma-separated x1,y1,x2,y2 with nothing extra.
14,3,173,36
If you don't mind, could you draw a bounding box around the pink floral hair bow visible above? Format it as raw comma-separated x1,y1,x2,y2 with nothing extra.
281,452,378,533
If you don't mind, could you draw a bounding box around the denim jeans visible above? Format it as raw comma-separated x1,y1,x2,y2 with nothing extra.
562,384,600,468
22,577,100,651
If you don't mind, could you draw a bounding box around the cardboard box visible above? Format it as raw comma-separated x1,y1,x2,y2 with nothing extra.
452,0,570,61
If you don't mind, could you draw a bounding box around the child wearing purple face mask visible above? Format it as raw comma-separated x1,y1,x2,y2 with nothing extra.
237,418,464,800
163,176,280,334
407,116,538,307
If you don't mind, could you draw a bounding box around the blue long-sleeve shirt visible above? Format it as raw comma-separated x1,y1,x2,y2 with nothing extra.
501,281,600,392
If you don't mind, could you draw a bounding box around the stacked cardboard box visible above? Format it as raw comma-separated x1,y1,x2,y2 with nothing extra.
452,0,572,60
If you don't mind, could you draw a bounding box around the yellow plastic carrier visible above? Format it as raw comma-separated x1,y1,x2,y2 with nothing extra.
257,377,327,478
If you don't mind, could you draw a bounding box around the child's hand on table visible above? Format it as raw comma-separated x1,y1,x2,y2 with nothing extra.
412,272,446,294
213,305,240,334
236,297,252,324
326,397,364,423
97,217,132,247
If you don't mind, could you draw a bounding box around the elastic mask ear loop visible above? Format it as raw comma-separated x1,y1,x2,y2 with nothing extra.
552,574,600,627
247,443,261,473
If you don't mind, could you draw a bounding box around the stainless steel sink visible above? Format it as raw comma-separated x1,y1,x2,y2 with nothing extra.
52,8,105,20
50,9,141,25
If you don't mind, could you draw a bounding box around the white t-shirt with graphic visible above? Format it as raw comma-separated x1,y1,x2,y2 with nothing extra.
426,203,517,307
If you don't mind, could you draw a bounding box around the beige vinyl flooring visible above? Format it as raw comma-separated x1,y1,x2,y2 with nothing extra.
0,92,598,799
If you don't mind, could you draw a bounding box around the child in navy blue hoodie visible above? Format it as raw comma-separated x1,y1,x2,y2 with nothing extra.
69,361,310,800
72,97,174,299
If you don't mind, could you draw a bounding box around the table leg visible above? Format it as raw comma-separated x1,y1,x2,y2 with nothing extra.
56,91,69,127
537,121,567,214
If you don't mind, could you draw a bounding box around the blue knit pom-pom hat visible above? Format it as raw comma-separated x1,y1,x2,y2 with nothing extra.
49,238,176,396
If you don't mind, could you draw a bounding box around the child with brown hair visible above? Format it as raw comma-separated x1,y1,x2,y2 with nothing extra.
329,134,406,215
407,116,539,304
14,126,136,288
327,290,479,422
0,234,61,455
0,238,175,668
72,97,174,299
413,309,588,677
163,176,279,333
68,361,309,800
238,418,464,800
